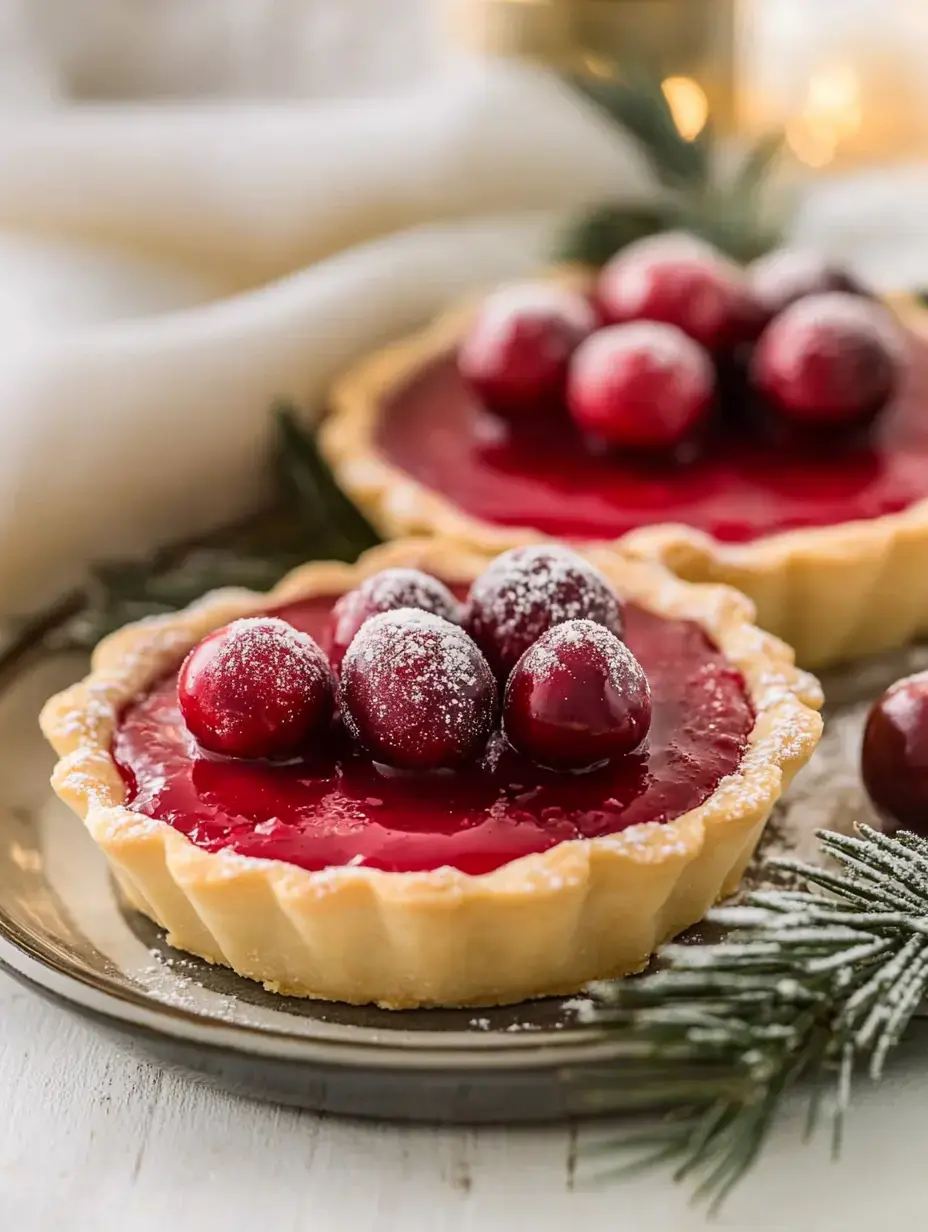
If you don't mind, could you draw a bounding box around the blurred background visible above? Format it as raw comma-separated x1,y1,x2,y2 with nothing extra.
3,2,927,263
1,0,928,613
1,0,924,162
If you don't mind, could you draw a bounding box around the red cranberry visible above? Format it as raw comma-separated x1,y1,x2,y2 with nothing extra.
862,671,928,834
464,545,624,681
327,567,460,672
458,282,597,423
597,236,764,354
567,321,715,450
178,617,335,760
339,609,497,770
748,248,869,318
503,619,651,770
751,293,902,428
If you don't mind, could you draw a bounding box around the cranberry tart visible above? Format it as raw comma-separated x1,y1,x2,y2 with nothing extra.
322,239,928,668
41,539,820,1008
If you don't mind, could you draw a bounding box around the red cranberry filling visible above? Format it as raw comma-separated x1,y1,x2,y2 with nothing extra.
112,592,754,876
376,236,924,545
339,608,497,771
463,545,624,680
375,331,928,545
177,617,334,760
327,567,460,672
503,619,651,770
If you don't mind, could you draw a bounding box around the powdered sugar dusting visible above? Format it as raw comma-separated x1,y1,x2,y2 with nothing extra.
580,320,714,382
749,248,848,308
203,617,327,702
773,290,904,358
521,617,647,695
339,608,496,766
473,281,597,335
465,544,623,676
182,617,332,749
218,617,323,671
603,232,741,313
610,231,719,267
358,568,458,618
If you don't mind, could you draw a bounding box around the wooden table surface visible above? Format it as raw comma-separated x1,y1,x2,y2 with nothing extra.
4,967,928,1230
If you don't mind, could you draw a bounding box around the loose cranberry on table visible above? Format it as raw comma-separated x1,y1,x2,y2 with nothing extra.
503,619,651,771
178,617,335,760
751,292,902,429
597,234,764,355
327,567,460,672
457,282,597,423
464,544,624,682
748,248,869,318
339,608,497,771
862,671,928,835
567,321,715,451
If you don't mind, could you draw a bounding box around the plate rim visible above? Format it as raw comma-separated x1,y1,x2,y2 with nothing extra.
0,921,634,1070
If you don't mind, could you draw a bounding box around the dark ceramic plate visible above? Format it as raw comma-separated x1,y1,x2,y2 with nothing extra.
0,629,917,1123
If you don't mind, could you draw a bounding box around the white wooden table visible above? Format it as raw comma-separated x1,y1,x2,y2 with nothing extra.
4,968,928,1230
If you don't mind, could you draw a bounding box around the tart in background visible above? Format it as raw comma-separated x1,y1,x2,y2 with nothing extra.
322,240,926,668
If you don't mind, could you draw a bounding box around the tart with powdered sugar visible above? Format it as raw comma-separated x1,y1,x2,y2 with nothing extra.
321,237,928,669
40,538,821,1009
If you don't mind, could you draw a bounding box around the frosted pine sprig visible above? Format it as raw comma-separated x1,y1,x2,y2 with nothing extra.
583,825,928,1209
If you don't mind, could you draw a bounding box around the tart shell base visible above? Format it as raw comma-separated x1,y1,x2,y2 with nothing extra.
41,540,821,1009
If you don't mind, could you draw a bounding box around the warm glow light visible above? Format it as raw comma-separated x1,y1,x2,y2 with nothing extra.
661,76,709,141
807,64,863,139
785,118,838,169
786,63,863,168
581,52,615,80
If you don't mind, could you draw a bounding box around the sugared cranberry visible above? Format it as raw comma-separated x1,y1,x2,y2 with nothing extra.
862,671,928,835
751,293,902,428
458,283,597,423
339,608,497,771
748,248,869,318
567,322,715,450
178,617,335,760
464,545,624,681
597,236,764,354
503,619,651,770
327,567,460,672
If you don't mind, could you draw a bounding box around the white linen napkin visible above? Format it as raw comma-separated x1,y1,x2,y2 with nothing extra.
0,61,646,610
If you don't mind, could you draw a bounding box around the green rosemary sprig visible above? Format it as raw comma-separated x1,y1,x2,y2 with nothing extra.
558,74,785,265
49,405,381,650
583,824,928,1209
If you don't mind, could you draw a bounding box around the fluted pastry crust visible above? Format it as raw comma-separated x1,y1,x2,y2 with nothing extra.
41,538,821,1008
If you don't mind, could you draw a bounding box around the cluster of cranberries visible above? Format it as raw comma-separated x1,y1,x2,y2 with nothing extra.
176,546,652,775
458,234,904,451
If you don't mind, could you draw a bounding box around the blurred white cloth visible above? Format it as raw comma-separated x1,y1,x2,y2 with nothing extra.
0,61,647,610
0,0,438,103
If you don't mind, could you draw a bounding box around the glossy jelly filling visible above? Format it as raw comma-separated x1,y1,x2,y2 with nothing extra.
375,336,928,544
113,593,754,876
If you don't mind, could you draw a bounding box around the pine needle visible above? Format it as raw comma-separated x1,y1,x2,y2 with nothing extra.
584,824,928,1208
556,76,787,266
